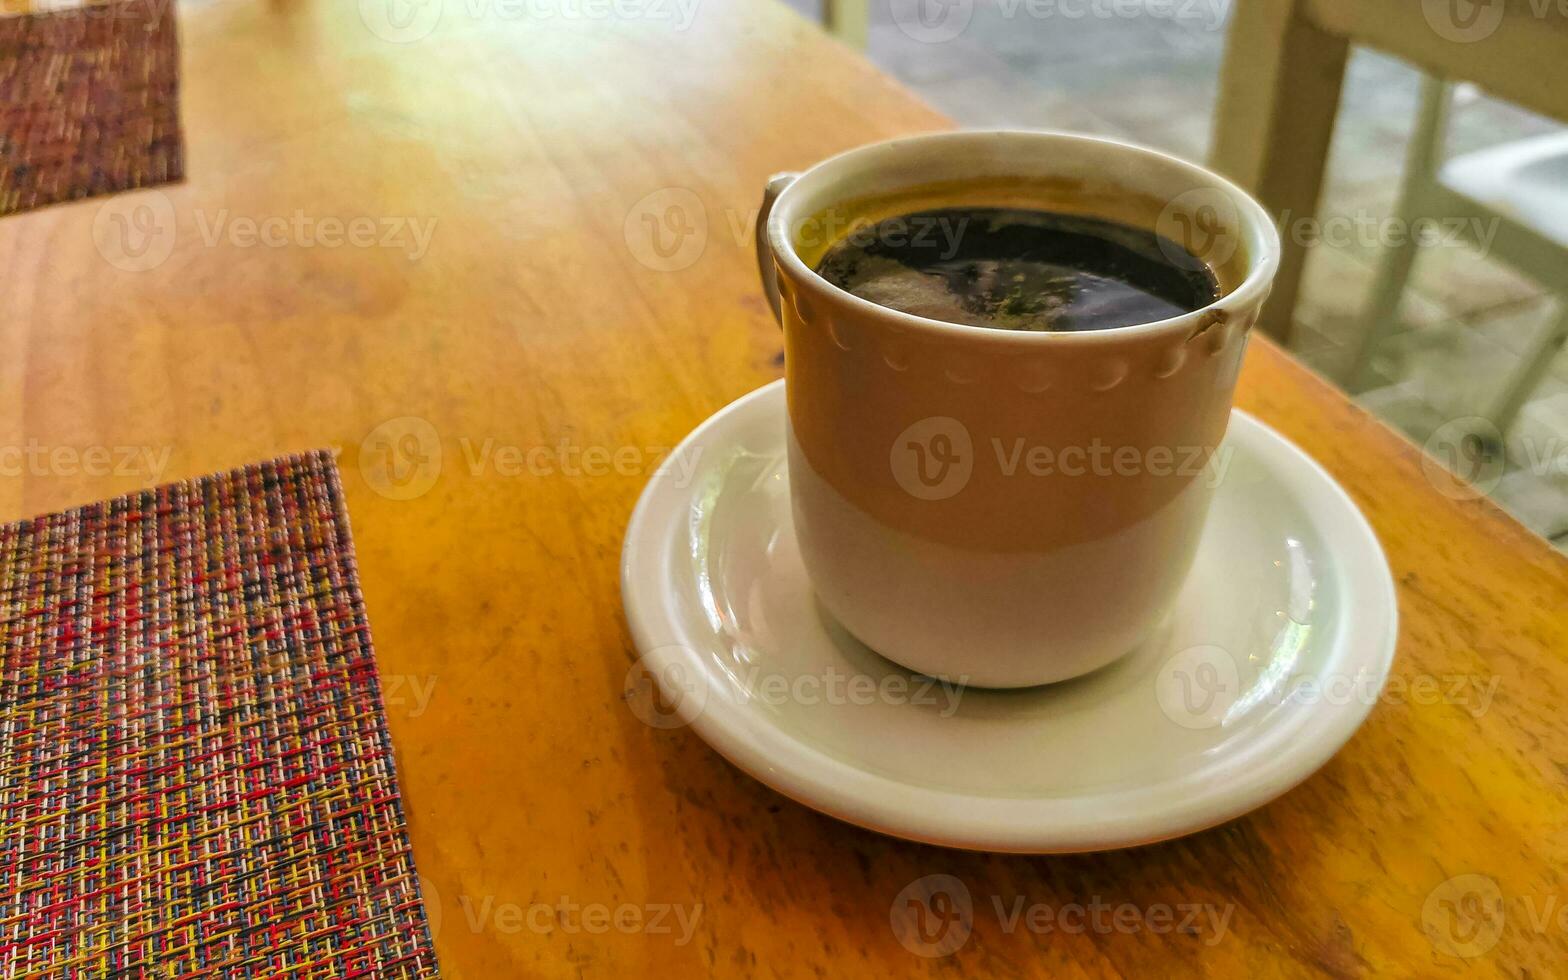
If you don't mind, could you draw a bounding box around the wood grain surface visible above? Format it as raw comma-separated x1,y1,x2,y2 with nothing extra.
1,0,1565,975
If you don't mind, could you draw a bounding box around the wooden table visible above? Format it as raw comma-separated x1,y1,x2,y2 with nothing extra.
3,0,1566,974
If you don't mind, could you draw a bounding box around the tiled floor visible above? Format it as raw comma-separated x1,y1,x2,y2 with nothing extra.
784,0,1568,550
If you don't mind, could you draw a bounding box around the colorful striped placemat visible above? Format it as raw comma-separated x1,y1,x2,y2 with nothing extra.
0,451,439,978
0,0,184,216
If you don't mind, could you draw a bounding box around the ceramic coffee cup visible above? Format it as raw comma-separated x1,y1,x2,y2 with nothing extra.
755,130,1280,688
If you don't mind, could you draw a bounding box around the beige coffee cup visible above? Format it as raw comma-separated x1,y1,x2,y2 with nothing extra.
756,130,1280,687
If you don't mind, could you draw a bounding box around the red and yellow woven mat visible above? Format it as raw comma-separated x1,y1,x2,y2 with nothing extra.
0,0,184,216
0,451,439,978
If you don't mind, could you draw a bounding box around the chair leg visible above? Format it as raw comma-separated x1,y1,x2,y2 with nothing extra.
823,0,869,47
1345,210,1424,392
1345,74,1453,393
1210,0,1349,345
1482,302,1568,439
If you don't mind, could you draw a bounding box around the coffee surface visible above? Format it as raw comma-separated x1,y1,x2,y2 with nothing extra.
813,206,1219,332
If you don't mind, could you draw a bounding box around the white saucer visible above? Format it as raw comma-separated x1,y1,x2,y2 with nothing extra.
621,380,1397,853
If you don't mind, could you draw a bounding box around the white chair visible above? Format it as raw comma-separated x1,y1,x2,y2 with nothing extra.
1346,74,1568,438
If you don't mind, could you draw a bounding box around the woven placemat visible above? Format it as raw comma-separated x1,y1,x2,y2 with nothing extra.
0,451,439,978
0,0,184,216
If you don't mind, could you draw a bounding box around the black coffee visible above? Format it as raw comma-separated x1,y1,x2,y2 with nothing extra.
814,206,1220,332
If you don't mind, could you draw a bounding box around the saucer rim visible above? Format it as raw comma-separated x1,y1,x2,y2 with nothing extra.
621,379,1399,853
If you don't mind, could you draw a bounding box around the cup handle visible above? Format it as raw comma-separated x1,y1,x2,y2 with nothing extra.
755,172,798,328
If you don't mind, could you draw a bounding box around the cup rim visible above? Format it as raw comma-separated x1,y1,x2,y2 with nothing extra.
766,129,1281,346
